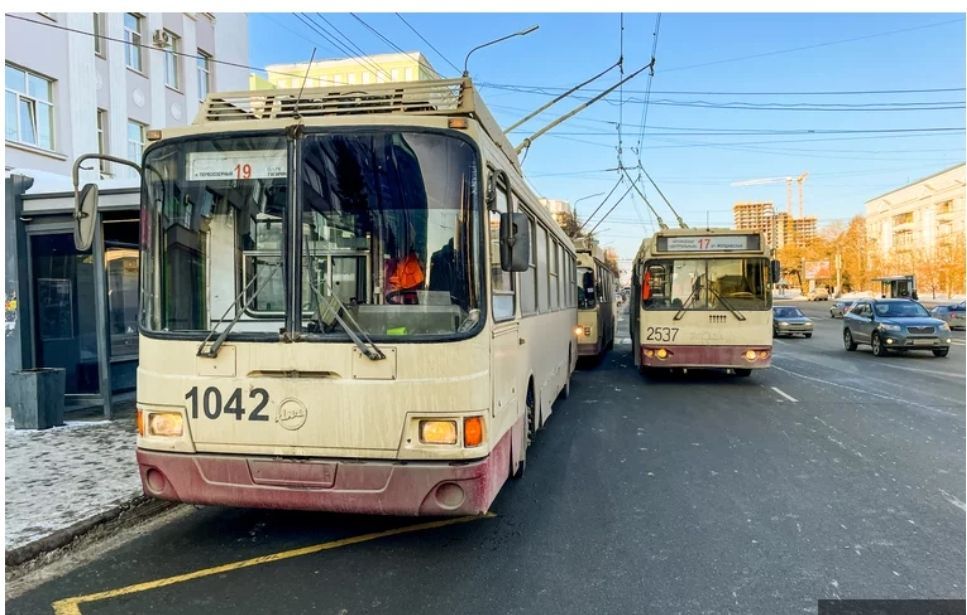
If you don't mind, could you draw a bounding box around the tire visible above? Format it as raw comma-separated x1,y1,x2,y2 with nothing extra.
773,327,779,338
562,351,572,399
513,384,537,480
933,347,950,357
804,333,812,338
843,329,857,351
734,368,752,377
871,332,887,357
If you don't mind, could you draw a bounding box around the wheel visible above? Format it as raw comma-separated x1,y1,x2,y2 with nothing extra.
843,329,857,351
804,333,812,338
733,368,752,377
561,351,572,399
933,347,950,357
871,332,887,357
514,385,537,479
773,326,780,338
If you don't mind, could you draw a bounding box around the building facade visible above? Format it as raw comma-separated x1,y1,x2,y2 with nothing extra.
262,52,440,90
5,12,248,417
865,163,966,292
732,201,816,249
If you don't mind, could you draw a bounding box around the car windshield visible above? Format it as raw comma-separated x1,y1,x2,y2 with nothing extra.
774,307,804,318
874,302,930,318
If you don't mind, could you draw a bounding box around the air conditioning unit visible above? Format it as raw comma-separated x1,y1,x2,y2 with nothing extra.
152,29,171,48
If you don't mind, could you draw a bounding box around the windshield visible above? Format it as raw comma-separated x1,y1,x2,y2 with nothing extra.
641,258,769,311
141,131,481,339
874,301,930,318
773,307,804,318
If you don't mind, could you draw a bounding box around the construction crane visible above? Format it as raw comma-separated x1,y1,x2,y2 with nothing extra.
731,172,808,217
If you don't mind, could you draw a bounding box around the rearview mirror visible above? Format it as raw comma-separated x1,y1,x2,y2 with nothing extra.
74,183,99,251
499,212,530,272
770,260,781,282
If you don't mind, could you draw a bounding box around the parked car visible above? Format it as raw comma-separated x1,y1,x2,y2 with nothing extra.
830,300,855,318
843,299,952,357
930,302,966,330
773,306,814,338
807,287,829,301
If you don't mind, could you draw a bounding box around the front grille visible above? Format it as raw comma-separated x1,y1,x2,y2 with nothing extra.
709,314,726,324
908,326,935,334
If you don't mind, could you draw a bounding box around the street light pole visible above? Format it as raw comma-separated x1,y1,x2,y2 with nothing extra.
463,25,540,77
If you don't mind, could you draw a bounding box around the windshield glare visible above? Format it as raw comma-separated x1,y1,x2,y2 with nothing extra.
875,302,930,318
642,258,769,311
141,131,481,339
774,307,804,318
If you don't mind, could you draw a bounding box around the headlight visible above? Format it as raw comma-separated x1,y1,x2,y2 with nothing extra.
940,323,951,332
880,324,901,332
779,322,789,327
147,412,184,437
805,322,813,327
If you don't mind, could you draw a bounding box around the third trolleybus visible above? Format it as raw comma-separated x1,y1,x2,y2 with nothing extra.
629,228,778,377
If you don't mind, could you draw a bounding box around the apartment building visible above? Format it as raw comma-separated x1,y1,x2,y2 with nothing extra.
262,51,440,90
733,201,816,249
5,13,248,417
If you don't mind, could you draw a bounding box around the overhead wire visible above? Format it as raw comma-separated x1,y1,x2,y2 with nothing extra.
303,13,393,81
350,13,448,79
394,13,461,75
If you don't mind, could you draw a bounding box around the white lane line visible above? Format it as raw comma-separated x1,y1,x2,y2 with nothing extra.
877,362,965,379
939,489,967,513
770,364,959,418
771,386,798,403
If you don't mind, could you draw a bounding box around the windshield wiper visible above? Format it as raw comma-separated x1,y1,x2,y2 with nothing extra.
673,288,702,321
708,287,747,321
197,263,281,358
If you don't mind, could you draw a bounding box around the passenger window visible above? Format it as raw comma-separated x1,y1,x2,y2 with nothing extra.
490,180,514,321
536,224,548,313
520,207,537,315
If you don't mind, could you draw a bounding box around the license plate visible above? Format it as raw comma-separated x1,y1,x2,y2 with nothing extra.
911,338,934,346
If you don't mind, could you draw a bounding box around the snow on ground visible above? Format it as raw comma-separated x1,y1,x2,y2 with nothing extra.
4,416,142,550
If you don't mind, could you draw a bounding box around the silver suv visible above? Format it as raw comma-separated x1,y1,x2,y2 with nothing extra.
843,299,952,357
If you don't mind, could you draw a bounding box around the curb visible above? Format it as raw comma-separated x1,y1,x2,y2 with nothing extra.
5,496,175,568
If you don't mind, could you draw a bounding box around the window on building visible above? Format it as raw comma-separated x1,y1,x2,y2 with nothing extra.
127,120,145,162
163,31,180,89
939,221,953,237
124,13,143,71
893,211,914,225
362,71,372,84
404,67,414,81
348,72,358,84
93,13,105,56
96,109,109,175
937,200,954,215
5,64,54,150
196,50,211,100
893,229,914,249
490,182,515,321
332,73,343,85
390,68,401,81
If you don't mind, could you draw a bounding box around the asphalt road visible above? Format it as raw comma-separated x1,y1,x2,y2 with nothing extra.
8,301,965,614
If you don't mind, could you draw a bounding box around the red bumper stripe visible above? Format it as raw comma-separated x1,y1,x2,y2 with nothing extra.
641,344,771,368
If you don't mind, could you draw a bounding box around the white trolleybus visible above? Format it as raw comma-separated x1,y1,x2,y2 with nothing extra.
629,229,779,377
73,78,578,516
575,237,617,359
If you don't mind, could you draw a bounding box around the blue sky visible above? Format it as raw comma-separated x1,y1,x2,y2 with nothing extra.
249,12,966,265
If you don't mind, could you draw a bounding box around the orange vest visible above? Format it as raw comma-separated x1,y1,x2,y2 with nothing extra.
389,254,425,290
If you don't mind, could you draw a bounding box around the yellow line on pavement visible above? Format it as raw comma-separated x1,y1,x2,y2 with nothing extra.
52,513,494,615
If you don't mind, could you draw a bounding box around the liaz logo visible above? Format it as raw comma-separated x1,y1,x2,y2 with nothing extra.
278,399,308,431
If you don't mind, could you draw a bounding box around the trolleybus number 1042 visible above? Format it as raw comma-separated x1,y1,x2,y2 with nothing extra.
185,386,270,421
645,326,679,342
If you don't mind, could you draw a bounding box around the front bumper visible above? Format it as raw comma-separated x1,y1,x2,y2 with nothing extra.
137,429,511,516
881,333,951,349
640,344,771,369
577,340,602,356
776,324,813,334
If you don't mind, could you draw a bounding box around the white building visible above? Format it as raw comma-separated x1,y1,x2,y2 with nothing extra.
5,12,249,181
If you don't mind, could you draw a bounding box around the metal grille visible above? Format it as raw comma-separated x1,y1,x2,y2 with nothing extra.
908,326,935,335
709,314,727,324
200,80,467,122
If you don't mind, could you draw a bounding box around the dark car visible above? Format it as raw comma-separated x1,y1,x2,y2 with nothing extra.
773,306,814,338
843,299,952,357
930,302,966,330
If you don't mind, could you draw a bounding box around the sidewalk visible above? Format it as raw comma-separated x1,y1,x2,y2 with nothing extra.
4,400,145,558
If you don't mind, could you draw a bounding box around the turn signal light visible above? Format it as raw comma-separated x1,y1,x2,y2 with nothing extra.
420,420,457,445
448,118,469,129
136,408,144,436
464,416,484,448
644,349,655,357
574,326,584,336
758,350,769,360
744,350,757,362
148,412,184,437
656,348,668,360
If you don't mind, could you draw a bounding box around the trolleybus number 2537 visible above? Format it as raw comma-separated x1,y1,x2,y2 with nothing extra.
644,326,679,342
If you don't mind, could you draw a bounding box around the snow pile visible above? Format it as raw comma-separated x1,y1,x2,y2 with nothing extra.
4,418,142,550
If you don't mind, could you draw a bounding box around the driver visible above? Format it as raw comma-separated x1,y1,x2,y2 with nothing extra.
385,250,425,304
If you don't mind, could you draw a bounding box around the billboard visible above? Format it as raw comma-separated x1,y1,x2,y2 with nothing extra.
804,260,831,280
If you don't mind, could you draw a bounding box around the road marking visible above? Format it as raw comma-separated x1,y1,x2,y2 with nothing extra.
52,514,493,615
877,362,965,380
939,489,967,513
771,386,798,403
770,363,958,418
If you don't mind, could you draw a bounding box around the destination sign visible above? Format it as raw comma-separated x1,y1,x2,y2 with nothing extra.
187,150,286,181
661,235,755,252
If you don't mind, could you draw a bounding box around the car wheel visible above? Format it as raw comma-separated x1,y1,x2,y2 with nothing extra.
804,333,812,338
871,333,887,357
843,329,857,351
773,326,779,338
933,347,950,358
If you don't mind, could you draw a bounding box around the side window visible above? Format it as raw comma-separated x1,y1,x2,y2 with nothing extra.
536,224,548,313
549,238,559,311
490,179,514,321
520,205,537,315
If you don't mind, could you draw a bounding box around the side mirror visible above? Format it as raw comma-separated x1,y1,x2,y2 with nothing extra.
770,260,781,282
74,183,99,251
499,212,530,272
582,271,594,291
